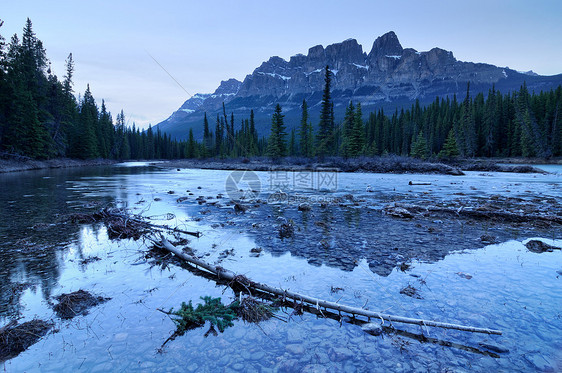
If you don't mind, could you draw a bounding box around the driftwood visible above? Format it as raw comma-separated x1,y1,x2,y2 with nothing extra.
159,238,502,335
71,208,201,238
408,181,432,185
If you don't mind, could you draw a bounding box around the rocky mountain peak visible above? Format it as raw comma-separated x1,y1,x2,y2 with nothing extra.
325,38,364,65
157,31,562,141
307,45,325,62
369,31,403,59
213,78,242,96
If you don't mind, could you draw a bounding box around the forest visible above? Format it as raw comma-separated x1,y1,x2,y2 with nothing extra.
1,19,561,161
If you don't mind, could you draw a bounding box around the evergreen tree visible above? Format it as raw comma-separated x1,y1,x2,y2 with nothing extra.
299,99,309,156
289,128,296,156
439,129,459,158
340,101,355,157
187,128,197,158
316,65,333,156
249,109,258,156
63,53,74,96
203,112,211,157
351,102,365,156
267,104,287,158
410,131,428,159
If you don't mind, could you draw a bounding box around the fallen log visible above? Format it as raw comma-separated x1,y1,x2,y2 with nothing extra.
159,238,502,335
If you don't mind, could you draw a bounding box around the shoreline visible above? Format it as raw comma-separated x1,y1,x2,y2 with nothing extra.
0,158,118,174
1,155,556,175
151,156,552,175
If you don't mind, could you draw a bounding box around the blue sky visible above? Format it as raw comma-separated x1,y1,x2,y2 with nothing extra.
2,0,562,129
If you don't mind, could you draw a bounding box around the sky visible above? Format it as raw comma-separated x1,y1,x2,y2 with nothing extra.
2,0,562,129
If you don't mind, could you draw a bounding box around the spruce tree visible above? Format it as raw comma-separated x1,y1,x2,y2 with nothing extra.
203,112,211,157
439,129,459,158
351,102,365,156
340,101,355,157
267,104,287,158
299,99,309,156
187,128,197,158
316,65,333,157
410,131,428,159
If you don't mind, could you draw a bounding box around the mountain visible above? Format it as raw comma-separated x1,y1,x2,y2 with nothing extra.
156,31,562,140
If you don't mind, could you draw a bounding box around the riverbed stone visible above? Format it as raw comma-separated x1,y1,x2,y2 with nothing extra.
301,364,328,373
286,344,305,355
287,328,302,342
276,358,299,372
329,347,354,361
524,239,561,253
523,352,555,372
361,322,383,336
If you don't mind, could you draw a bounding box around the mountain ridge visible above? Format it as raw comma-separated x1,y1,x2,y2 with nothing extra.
156,32,562,140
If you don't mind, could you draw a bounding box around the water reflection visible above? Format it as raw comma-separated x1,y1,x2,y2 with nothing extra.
0,164,560,372
0,165,153,318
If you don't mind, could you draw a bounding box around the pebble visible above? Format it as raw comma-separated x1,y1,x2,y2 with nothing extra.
301,364,328,373
330,347,354,361
113,332,128,342
276,359,299,372
361,323,383,336
286,344,305,355
287,328,302,343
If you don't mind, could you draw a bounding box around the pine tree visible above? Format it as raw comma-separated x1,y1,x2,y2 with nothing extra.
267,104,287,158
299,99,309,156
316,65,333,157
203,112,211,157
187,128,197,158
249,109,258,156
351,102,365,156
289,128,296,156
63,53,74,96
340,101,355,157
410,131,428,159
439,129,459,158
459,82,476,157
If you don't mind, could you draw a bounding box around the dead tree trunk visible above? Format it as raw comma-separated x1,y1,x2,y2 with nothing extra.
159,238,502,335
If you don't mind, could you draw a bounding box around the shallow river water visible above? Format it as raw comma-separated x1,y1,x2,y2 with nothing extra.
0,163,561,372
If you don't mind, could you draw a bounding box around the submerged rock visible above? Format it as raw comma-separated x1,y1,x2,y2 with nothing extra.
298,203,311,212
384,206,414,219
456,272,473,280
524,239,561,253
480,234,497,244
400,284,423,299
478,342,509,354
361,322,383,336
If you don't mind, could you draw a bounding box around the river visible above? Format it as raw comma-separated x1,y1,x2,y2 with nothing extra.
0,163,561,372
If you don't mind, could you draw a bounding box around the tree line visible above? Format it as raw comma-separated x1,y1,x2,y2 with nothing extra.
1,19,561,161
0,19,191,160
201,66,562,160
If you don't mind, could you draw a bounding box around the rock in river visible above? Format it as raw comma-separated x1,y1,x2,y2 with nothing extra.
524,239,561,253
361,322,383,336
